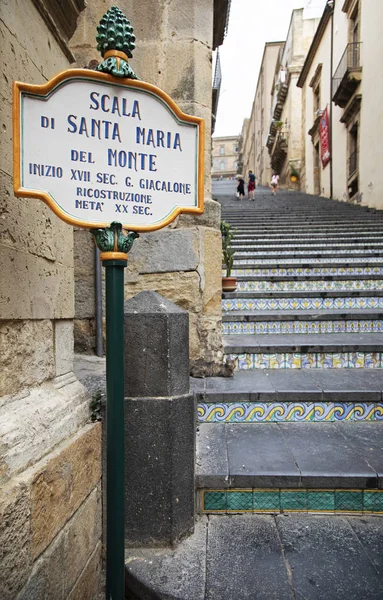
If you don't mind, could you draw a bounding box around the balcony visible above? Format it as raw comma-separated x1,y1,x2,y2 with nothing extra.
332,42,362,108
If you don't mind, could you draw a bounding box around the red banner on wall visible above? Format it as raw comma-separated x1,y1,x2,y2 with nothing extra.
319,107,330,168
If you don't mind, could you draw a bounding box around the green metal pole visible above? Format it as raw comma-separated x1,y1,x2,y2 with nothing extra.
91,222,139,600
103,257,127,600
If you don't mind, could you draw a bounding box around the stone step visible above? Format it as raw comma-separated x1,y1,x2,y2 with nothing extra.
232,242,383,250
222,296,383,312
234,273,383,281
224,332,383,353
196,422,383,495
236,280,383,292
233,232,383,240
192,367,383,403
222,308,383,322
233,249,383,259
224,223,383,230
223,219,383,226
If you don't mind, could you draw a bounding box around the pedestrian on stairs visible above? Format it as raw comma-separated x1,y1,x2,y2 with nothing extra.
236,176,245,200
270,172,279,195
248,170,256,200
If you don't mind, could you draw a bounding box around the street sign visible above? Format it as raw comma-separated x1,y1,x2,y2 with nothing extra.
13,70,204,231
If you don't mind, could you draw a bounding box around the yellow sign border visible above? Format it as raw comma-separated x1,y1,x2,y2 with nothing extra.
13,69,205,231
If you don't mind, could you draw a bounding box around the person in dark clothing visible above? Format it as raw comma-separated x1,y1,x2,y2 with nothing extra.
248,170,256,200
237,176,245,200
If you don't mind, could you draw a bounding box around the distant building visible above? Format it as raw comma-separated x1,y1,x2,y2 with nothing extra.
298,0,383,209
266,9,320,189
241,42,284,186
212,135,240,179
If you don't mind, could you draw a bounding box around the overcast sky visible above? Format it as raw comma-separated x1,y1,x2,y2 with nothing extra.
213,0,328,137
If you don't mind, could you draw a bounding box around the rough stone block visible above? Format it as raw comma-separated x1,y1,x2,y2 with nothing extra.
128,228,199,274
168,0,213,47
125,394,195,546
67,542,102,600
64,486,102,595
0,378,90,485
202,228,223,314
163,40,212,108
177,198,221,229
189,314,223,364
31,423,101,559
125,271,202,314
0,249,74,320
74,319,96,353
0,320,54,397
16,533,65,600
0,481,31,600
54,320,74,376
124,291,190,397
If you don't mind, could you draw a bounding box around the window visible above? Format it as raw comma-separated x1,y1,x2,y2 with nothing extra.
219,146,225,155
314,84,321,115
234,161,238,169
234,144,239,153
220,160,225,170
349,121,359,178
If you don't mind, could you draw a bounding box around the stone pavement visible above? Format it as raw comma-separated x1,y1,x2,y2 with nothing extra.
125,513,383,600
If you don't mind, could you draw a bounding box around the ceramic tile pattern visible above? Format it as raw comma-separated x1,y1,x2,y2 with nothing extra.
202,489,383,514
237,280,383,292
222,320,383,335
222,297,383,311
229,266,383,276
226,352,383,370
197,402,383,423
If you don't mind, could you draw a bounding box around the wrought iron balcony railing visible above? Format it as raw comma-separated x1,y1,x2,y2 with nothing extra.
332,42,362,106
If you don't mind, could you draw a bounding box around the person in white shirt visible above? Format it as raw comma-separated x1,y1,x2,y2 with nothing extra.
270,172,279,195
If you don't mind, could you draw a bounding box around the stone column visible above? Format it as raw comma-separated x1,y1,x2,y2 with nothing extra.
123,291,195,546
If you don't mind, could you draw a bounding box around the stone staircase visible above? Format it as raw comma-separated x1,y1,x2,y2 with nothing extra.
196,193,383,516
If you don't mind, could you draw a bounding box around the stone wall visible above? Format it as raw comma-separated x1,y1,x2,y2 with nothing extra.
70,0,224,372
0,1,102,597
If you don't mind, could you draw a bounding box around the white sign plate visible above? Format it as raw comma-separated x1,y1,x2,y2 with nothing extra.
13,70,204,231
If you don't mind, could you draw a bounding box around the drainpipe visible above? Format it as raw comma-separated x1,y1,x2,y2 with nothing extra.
94,244,103,356
328,0,335,199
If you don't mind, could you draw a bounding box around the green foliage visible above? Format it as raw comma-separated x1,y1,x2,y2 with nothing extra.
220,220,236,277
274,120,284,130
290,163,300,178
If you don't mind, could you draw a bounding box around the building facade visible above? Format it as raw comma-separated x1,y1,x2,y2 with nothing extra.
298,0,383,209
241,42,284,186
211,135,240,179
266,9,320,188
0,1,229,597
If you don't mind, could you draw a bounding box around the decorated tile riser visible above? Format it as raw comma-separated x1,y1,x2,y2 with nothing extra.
222,320,383,336
202,489,383,514
229,267,383,276
198,402,383,423
233,257,383,265
225,352,383,370
222,297,383,311
237,280,383,292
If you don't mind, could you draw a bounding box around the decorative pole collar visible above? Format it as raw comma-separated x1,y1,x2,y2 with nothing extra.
96,6,138,79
